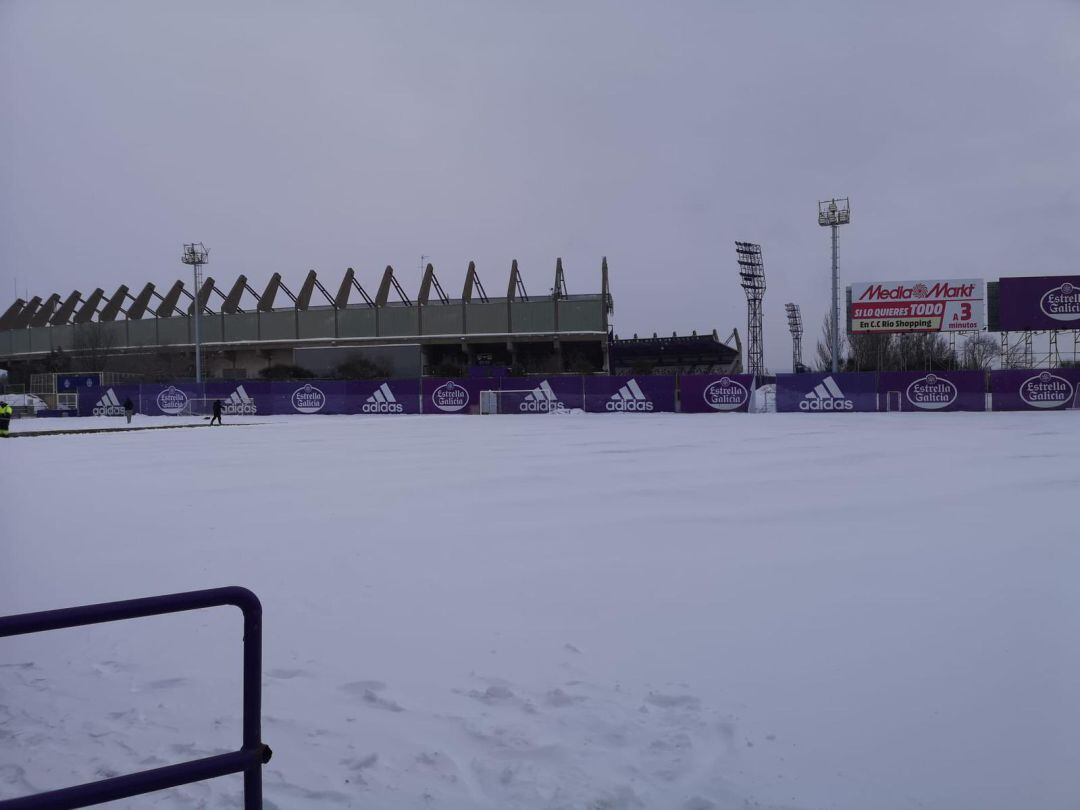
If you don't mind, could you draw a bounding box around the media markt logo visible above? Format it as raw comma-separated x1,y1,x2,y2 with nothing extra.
92,388,126,416
1020,371,1074,409
703,377,748,411
607,379,654,411
362,383,404,413
156,385,189,415
1039,281,1080,323
432,381,469,412
905,373,957,410
291,383,326,414
799,376,854,411
222,385,258,415
521,380,565,412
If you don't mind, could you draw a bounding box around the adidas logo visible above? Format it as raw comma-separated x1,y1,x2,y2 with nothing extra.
222,385,258,415
520,380,565,412
606,378,654,412
799,376,854,411
362,382,404,413
92,388,126,417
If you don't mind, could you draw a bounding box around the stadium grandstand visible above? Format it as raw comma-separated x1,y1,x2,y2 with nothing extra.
0,258,616,381
610,330,742,375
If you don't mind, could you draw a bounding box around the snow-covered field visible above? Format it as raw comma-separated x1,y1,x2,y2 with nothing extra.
2,412,1078,809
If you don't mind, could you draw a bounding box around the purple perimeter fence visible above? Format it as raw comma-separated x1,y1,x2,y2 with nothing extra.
68,370,1080,415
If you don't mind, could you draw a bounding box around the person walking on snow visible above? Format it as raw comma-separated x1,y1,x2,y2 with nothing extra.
123,397,135,424
210,399,223,426
0,401,12,437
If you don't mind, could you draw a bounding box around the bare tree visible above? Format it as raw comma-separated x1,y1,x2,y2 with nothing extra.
814,314,847,372
72,323,117,370
960,334,999,370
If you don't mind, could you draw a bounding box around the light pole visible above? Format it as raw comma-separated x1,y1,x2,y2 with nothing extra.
818,198,850,373
785,302,803,372
735,242,766,377
182,243,209,383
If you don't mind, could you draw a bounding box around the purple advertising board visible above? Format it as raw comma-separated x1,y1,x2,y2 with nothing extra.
422,377,500,414
877,371,986,412
203,380,271,415
78,384,143,416
346,379,421,414
998,275,1080,331
991,369,1080,411
493,376,585,413
583,376,676,413
776,372,878,412
679,375,755,413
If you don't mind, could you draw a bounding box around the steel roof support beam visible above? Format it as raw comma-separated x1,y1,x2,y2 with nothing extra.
0,299,25,330
74,288,105,324
127,284,156,320
157,281,186,317
11,297,42,329
51,292,82,325
221,275,249,314
376,266,411,306
507,259,528,301
462,261,489,303
99,285,130,322
29,294,61,327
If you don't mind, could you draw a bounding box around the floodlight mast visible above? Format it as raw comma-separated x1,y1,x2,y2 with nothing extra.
785,302,804,372
735,241,766,377
181,242,210,383
818,198,850,373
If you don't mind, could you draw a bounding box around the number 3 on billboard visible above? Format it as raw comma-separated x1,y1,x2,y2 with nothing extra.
953,303,972,321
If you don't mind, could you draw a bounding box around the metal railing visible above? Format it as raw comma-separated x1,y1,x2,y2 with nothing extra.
0,587,272,809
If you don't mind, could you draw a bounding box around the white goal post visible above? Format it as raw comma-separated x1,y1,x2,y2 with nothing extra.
176,398,217,417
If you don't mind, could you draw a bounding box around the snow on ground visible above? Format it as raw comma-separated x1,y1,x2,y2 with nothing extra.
2,412,1079,809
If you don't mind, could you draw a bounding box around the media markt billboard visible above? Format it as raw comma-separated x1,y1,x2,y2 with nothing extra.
849,279,983,333
998,275,1080,331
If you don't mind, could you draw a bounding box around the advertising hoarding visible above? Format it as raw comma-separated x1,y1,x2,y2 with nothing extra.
776,373,877,412
583,376,676,413
997,275,1080,331
877,371,985,412
678,375,755,413
849,279,983,333
990,369,1080,411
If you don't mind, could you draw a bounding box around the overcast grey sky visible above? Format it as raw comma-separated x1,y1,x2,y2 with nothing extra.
3,0,1079,369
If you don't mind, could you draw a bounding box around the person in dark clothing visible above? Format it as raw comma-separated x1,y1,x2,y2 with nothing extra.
210,399,223,426
123,397,135,424
0,401,12,437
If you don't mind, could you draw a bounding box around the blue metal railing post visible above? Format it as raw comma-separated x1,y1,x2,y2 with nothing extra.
0,586,271,809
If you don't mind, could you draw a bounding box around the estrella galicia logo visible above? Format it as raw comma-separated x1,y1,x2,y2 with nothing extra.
1039,281,1080,323
703,377,748,411
156,385,189,415
432,381,469,412
905,373,957,410
291,384,326,414
1020,371,1074,409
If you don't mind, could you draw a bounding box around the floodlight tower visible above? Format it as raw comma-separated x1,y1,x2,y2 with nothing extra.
785,302,804,372
818,197,850,373
181,242,210,383
735,241,766,376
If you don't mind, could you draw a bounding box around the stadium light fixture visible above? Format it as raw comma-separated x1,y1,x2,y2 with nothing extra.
817,197,850,372
785,302,804,372
735,241,766,377
182,243,210,384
